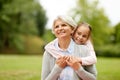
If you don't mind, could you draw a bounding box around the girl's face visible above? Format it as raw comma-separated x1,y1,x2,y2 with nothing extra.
53,19,73,39
73,26,90,45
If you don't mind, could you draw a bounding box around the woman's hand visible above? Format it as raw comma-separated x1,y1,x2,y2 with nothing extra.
56,56,69,68
66,56,81,70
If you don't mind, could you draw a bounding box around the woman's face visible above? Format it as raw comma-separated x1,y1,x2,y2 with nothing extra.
73,26,90,45
53,19,73,39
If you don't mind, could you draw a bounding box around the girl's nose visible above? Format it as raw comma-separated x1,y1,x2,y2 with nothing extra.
78,35,82,39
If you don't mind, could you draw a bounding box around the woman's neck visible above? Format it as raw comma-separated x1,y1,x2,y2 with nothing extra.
58,37,71,50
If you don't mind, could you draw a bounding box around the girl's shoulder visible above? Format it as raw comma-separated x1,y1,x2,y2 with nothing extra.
45,38,58,49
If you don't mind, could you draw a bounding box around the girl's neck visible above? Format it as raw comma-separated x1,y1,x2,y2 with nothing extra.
58,37,71,50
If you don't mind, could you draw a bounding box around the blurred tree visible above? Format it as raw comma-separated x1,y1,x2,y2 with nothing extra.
70,0,111,47
42,29,55,43
35,7,47,36
0,0,47,52
114,23,120,43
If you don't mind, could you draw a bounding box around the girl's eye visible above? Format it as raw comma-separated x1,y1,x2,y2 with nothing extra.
77,32,81,35
83,35,87,38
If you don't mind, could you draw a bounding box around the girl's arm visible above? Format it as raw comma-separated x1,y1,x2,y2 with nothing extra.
80,40,97,65
45,39,63,58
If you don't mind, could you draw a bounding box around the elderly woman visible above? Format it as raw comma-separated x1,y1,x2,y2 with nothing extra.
41,15,97,80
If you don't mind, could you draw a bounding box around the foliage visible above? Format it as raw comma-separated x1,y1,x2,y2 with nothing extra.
23,35,45,55
42,29,55,44
114,23,120,43
95,43,120,57
35,7,48,36
0,35,45,54
0,0,47,52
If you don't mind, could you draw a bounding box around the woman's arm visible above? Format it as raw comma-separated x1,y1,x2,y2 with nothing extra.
71,44,98,80
66,56,97,80
41,51,63,80
76,65,97,80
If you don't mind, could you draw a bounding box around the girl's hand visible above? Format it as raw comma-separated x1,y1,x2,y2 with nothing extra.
74,56,82,64
66,56,81,70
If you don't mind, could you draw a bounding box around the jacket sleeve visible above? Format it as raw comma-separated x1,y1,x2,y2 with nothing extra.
41,51,63,80
74,44,97,80
75,64,97,80
44,38,63,58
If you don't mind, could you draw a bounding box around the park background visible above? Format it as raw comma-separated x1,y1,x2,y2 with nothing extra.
0,0,120,80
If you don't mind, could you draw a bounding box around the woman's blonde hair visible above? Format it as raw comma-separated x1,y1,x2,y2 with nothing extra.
52,15,77,33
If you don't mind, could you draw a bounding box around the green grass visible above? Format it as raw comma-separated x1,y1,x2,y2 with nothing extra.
0,55,120,80
0,55,42,80
96,57,120,80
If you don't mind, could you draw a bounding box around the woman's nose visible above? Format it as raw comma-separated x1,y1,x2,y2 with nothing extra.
58,25,63,30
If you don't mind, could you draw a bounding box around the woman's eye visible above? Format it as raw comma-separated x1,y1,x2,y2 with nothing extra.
62,24,67,26
55,25,59,28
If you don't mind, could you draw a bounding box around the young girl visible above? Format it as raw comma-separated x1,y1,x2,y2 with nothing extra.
45,22,97,66
72,22,97,65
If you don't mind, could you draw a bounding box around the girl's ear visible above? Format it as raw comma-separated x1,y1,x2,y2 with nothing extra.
71,28,75,36
71,30,74,36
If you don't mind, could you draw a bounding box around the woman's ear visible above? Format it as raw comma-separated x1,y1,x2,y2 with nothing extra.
52,30,55,34
52,28,55,34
